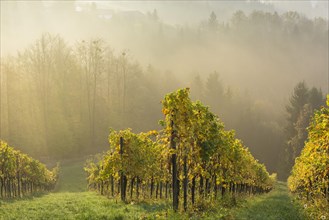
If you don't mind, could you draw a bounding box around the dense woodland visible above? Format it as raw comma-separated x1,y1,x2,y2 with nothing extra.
0,3,328,180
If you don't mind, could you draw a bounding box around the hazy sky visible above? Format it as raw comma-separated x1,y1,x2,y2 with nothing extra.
1,0,328,56
76,0,328,24
1,0,328,98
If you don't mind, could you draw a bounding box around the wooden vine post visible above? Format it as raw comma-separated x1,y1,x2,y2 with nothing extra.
183,154,188,211
170,119,179,211
16,155,21,198
120,136,126,202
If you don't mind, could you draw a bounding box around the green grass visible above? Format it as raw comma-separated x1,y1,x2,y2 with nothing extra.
0,161,308,219
229,182,307,220
0,160,178,220
54,159,88,192
0,192,175,220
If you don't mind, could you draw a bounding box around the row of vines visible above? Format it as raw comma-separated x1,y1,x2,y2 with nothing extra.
288,95,329,219
0,141,59,199
85,88,275,211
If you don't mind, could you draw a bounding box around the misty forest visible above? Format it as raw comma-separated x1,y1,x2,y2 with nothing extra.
0,1,328,219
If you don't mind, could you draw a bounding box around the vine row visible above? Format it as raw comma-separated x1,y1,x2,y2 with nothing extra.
0,141,59,199
85,88,275,211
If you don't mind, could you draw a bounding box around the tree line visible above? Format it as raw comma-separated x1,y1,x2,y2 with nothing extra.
0,34,165,159
283,82,325,178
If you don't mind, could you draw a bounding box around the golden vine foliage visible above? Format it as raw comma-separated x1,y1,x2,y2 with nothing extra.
161,88,274,191
0,140,58,198
288,95,329,218
84,129,164,190
85,88,275,209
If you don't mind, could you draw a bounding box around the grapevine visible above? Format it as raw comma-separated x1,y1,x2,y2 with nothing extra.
0,141,59,198
85,88,275,211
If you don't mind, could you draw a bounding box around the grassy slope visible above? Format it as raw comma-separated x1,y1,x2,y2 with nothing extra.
0,161,307,220
0,160,175,220
229,182,307,220
0,192,174,220
54,159,87,192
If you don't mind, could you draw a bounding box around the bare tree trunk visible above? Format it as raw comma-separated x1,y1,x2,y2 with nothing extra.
92,74,96,148
121,53,126,128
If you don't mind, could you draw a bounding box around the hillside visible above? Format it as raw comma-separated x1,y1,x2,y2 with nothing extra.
0,161,307,220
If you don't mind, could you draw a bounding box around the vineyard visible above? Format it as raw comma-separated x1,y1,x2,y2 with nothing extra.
288,95,329,218
1,1,328,218
0,141,58,199
1,88,324,219
85,88,276,211
1,89,327,219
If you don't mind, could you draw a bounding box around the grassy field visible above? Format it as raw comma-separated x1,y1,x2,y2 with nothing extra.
229,182,307,220
54,159,88,192
0,192,174,220
0,160,176,220
0,161,307,220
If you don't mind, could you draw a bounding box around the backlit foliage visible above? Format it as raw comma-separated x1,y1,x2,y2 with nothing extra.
85,88,275,211
0,141,59,198
288,95,329,219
